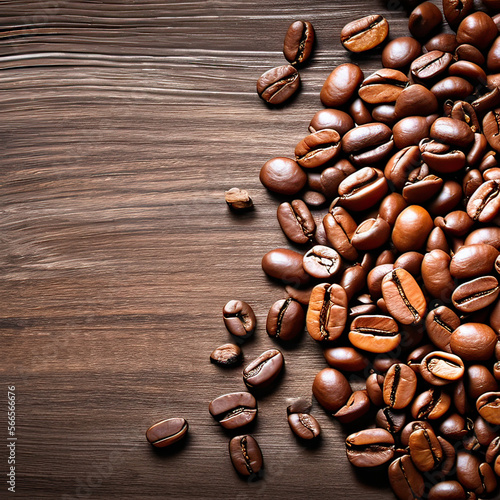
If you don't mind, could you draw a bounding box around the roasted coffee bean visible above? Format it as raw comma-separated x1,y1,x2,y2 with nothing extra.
411,50,453,81
372,104,398,126
430,117,475,147
367,264,394,300
426,226,450,253
295,129,341,169
243,348,284,390
393,116,431,149
424,33,458,53
351,216,391,251
342,124,394,167
452,276,500,313
449,61,487,87
223,300,257,338
146,417,188,448
428,481,466,500
451,323,497,361
395,84,438,118
225,187,253,211
443,0,474,30
336,167,389,210
486,436,500,463
323,346,369,372
427,180,463,215
419,138,466,174
419,351,464,386
422,249,455,301
366,373,385,407
467,365,498,400
257,65,300,105
210,343,243,367
283,20,315,65
473,415,498,448
345,428,395,467
260,157,307,195
266,298,304,341
358,69,408,104
435,211,474,238
388,455,425,500
393,252,423,278
376,407,406,434
465,226,500,248
392,205,433,252
320,63,364,108
349,97,373,125
383,364,417,410
323,207,358,261
477,392,500,425
407,344,435,369
384,146,420,190
381,268,426,325
277,200,315,244
426,306,460,352
306,283,348,342
408,2,442,40
229,434,263,477
456,43,485,66
403,174,443,204
334,390,371,423
349,315,401,353
488,36,500,73
483,110,500,153
303,245,341,279
308,109,354,135
340,15,389,53
287,412,321,440
456,451,497,495
408,425,443,472
312,367,352,412
439,413,468,441
411,389,451,420
456,12,498,51
431,76,474,102
467,135,489,168
400,421,434,447
439,436,457,476
261,248,310,287
320,160,356,198
209,392,257,429
382,37,422,70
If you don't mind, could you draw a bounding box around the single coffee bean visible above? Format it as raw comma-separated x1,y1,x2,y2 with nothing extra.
428,481,466,500
411,50,453,81
209,392,257,429
260,157,307,195
393,252,423,279
223,300,256,339
382,268,427,325
366,373,385,407
306,283,348,342
467,365,498,400
427,180,463,216
383,363,417,409
449,61,487,87
388,455,425,500
229,434,263,477
430,117,475,147
456,44,485,69
403,173,443,204
334,390,371,423
392,205,433,252
408,425,443,472
408,2,442,40
349,97,372,125
277,200,315,244
450,323,497,361
345,428,395,467
210,343,243,367
465,226,500,249
371,104,397,126
283,20,315,66
257,65,300,105
430,76,474,102
384,146,420,190
367,264,394,300
342,124,394,167
456,451,497,495
477,392,500,425
340,15,389,53
287,412,321,440
456,12,498,51
243,348,284,390
323,207,358,261
419,351,464,386
425,306,460,352
393,116,431,149
419,138,466,174
488,36,500,73
483,110,500,153
382,37,422,69
303,245,341,279
225,187,253,211
349,315,401,353
358,69,408,104
395,84,438,118
424,33,458,53
295,129,341,169
443,0,474,29
411,389,451,420
312,367,352,412
376,407,406,434
308,109,354,135
439,413,468,441
486,436,500,463
426,226,450,253
400,421,434,447
266,298,304,341
323,346,369,372
320,63,364,108
261,248,310,287
439,436,457,477
452,276,500,313
351,216,391,251
435,211,474,238
473,415,498,448
146,417,188,448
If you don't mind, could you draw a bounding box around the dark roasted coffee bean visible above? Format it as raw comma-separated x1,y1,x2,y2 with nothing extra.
383,363,417,410
488,36,500,73
384,146,420,190
451,323,497,361
388,455,425,500
467,135,489,167
210,343,243,367
371,104,397,126
261,248,310,287
277,200,314,244
243,349,284,390
439,436,457,476
379,193,408,226
223,300,256,338
420,138,466,174
312,367,352,412
146,417,188,448
209,392,257,429
349,315,400,353
340,15,389,53
477,392,500,425
411,50,453,81
351,216,391,251
456,43,485,66
303,245,341,279
334,390,370,423
427,180,463,215
323,346,369,371
349,97,373,125
266,298,304,341
393,116,431,149
229,434,263,477
345,428,395,467
382,37,422,69
408,1,442,40
483,110,500,153
430,117,475,147
295,129,341,169
452,276,500,313
456,451,497,495
426,226,450,253
395,84,438,118
308,109,354,135
367,264,394,300
366,373,385,406
440,414,468,441
474,415,498,448
449,61,487,87
431,76,474,102
486,436,500,463
306,283,348,342
443,0,474,30
320,160,355,198
426,306,460,352
336,167,389,210
358,69,408,104
260,157,307,195
342,124,394,167
428,481,466,500
320,63,364,108
283,20,315,65
456,12,498,51
257,65,300,105
419,351,464,386
408,425,443,472
323,206,358,261
381,268,427,325
393,253,423,280
287,412,321,440
225,187,253,211
403,174,443,204
376,407,406,434
435,211,474,238
467,365,498,400
392,205,433,252
424,33,458,53
411,388,451,420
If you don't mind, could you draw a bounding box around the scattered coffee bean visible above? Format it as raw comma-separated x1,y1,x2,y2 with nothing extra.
243,348,284,390
257,65,300,105
209,392,257,429
266,298,304,341
341,15,389,53
283,20,315,66
225,187,253,211
146,417,188,448
229,434,263,477
210,343,242,367
345,428,395,467
222,300,256,339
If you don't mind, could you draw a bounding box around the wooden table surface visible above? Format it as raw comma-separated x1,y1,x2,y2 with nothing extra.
1,1,427,498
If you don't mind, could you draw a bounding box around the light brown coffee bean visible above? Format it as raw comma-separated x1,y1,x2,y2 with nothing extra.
452,276,500,313
146,417,188,448
419,351,465,386
283,20,315,65
257,65,300,105
340,15,389,53
349,315,400,353
383,363,417,410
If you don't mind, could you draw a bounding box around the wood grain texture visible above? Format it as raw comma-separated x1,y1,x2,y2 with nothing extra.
1,1,421,498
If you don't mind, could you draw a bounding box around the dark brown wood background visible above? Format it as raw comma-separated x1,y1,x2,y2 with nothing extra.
1,1,428,498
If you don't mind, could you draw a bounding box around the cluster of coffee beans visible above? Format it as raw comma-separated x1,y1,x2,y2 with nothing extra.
255,1,500,499
256,20,315,105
